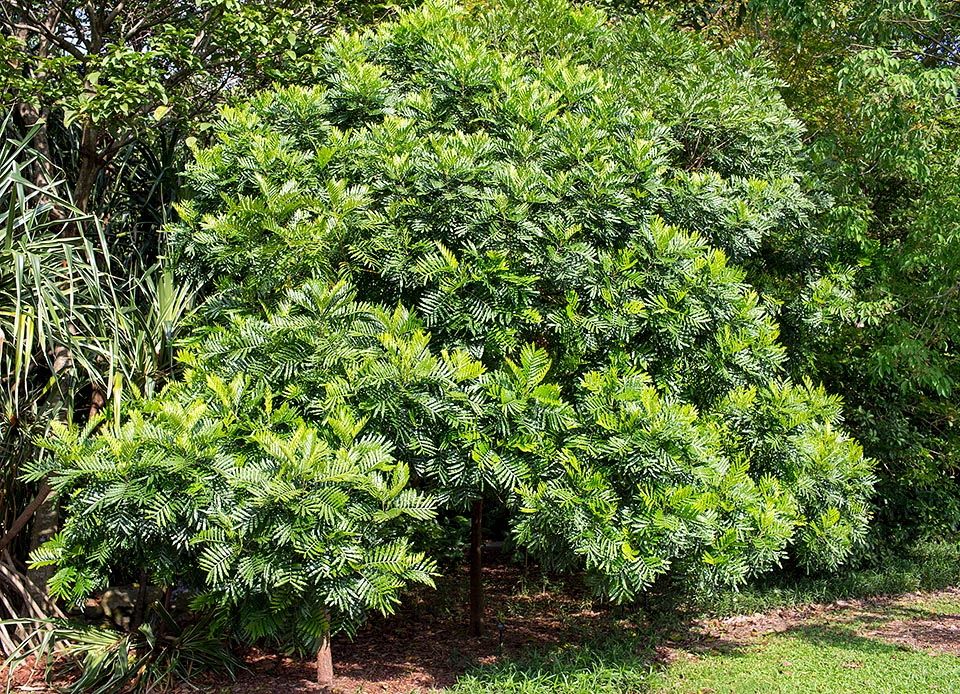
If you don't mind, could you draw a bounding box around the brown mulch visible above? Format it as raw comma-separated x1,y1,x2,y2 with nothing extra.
5,554,617,694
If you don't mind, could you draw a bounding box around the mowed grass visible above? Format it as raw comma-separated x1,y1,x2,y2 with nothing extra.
442,590,960,694
446,633,654,694
650,626,960,694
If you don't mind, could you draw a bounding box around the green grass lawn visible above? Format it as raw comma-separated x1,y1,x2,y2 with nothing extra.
443,590,960,694
651,625,960,694
446,638,652,694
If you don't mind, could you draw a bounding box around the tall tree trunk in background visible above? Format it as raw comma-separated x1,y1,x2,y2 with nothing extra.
13,8,59,203
15,104,58,196
26,346,71,595
73,124,101,213
27,496,58,594
88,386,107,421
75,122,108,421
469,498,483,637
0,480,51,556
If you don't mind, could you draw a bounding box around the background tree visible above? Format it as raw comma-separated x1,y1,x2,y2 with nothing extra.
759,0,960,545
0,122,199,653
0,124,114,651
3,0,344,210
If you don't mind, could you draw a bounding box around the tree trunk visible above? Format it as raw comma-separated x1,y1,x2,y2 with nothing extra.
26,496,58,596
13,8,69,222
317,621,334,691
0,480,51,556
131,569,149,631
469,498,483,637
15,104,58,195
73,124,101,213
88,385,107,421
25,346,72,596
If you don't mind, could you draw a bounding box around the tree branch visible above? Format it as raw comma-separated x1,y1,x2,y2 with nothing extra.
0,479,52,556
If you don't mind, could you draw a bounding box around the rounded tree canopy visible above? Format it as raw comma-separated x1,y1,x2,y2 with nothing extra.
170,0,873,592
38,0,874,639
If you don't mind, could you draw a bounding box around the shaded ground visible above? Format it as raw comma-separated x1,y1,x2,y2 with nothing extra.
229,558,622,694
6,562,960,693
221,573,960,693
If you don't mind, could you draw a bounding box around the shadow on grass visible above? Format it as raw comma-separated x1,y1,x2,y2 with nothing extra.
673,620,909,661
781,622,908,655
447,631,657,694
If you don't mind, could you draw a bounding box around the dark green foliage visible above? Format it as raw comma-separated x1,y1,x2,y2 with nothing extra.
697,538,960,618
584,0,960,547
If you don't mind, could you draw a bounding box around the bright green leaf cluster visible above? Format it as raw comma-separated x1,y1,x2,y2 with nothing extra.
31,368,437,646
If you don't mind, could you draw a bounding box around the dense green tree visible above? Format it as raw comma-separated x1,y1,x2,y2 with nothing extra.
169,0,871,594
34,366,438,687
35,0,875,685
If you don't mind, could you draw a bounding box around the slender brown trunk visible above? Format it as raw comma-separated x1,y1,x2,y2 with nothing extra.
74,123,108,425
15,104,58,193
26,348,71,596
131,569,149,631
14,9,67,220
151,585,175,642
27,495,58,595
0,480,52,555
469,498,483,637
317,618,334,691
88,386,107,422
73,124,101,213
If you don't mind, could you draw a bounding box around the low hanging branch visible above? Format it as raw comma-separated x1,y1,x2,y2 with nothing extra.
0,479,51,556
